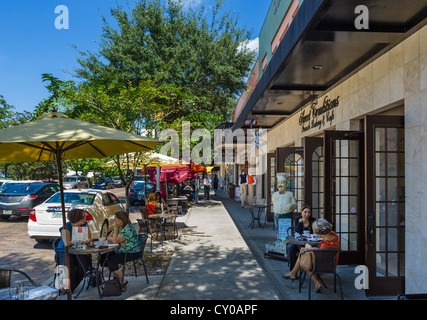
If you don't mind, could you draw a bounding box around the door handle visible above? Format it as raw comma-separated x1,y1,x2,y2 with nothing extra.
367,215,374,247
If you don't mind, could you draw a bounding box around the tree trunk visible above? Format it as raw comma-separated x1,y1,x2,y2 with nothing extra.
124,180,131,213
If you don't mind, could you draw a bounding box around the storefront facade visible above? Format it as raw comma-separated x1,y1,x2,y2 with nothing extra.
231,0,427,296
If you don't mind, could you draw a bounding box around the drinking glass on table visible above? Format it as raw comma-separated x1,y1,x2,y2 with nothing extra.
18,284,30,300
9,286,19,300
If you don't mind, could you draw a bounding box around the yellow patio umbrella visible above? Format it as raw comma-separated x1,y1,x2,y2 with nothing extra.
0,111,160,299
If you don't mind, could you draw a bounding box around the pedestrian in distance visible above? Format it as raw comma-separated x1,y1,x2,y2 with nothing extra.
203,174,211,200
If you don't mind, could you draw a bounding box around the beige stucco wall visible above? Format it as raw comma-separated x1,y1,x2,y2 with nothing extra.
264,25,427,294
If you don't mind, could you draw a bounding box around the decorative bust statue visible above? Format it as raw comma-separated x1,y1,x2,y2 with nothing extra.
271,173,298,230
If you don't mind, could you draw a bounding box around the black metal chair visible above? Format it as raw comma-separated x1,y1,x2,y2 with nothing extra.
109,233,149,285
0,268,37,289
285,226,295,267
298,248,343,300
137,208,154,251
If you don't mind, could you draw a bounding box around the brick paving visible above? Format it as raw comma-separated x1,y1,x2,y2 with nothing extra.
0,216,55,284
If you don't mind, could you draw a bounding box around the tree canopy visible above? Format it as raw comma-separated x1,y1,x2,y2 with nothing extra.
73,0,256,132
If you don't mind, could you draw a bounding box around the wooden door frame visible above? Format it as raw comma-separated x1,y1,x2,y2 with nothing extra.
304,137,323,219
365,115,405,296
324,130,365,265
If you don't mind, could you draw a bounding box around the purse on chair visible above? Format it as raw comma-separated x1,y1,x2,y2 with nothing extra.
102,278,122,297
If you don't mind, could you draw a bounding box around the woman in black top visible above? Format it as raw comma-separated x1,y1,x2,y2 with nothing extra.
286,204,316,272
294,205,316,235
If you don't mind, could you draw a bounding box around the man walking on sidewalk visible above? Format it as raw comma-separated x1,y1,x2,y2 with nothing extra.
203,174,211,200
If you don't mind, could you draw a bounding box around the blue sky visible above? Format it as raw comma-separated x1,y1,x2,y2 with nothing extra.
0,0,270,113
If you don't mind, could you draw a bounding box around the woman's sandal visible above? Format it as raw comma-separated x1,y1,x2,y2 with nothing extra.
282,274,297,282
121,280,129,292
314,284,322,293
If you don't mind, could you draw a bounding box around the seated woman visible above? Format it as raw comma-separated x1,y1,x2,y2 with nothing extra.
287,204,316,270
155,191,168,211
283,218,340,292
54,209,92,293
146,193,157,215
101,211,141,288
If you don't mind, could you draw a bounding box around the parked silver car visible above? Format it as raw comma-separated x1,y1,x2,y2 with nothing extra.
63,176,89,189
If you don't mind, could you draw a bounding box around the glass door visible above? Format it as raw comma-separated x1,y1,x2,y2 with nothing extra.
365,115,405,296
324,130,365,265
304,137,324,219
277,147,304,214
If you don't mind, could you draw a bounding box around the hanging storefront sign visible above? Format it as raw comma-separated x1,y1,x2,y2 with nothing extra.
299,95,340,132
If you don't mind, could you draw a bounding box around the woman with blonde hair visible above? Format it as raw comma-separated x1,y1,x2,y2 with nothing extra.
146,192,157,215
283,218,340,292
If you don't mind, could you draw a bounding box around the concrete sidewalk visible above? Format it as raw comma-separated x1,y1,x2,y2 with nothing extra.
56,192,280,300
55,188,392,300
154,198,280,300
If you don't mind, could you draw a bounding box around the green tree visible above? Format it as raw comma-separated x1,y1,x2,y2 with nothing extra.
73,0,256,132
0,95,15,129
38,73,190,211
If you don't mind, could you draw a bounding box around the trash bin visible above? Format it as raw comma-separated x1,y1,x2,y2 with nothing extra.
228,184,235,199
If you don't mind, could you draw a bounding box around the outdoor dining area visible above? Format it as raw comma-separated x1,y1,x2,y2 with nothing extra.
0,110,192,300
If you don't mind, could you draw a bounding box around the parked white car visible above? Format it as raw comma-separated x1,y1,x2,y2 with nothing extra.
27,189,126,243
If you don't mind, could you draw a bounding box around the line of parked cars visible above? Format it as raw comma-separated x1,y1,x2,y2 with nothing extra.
0,175,152,243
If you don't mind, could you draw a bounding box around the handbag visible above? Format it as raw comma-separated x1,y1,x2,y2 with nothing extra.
102,278,122,297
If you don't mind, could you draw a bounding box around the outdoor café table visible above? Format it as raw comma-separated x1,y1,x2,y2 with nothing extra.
0,284,58,300
69,242,120,299
243,205,267,229
166,199,179,213
285,235,322,247
147,212,177,245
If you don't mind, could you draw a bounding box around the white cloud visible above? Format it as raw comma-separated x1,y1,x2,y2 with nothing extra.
246,37,259,54
238,37,259,55
176,0,203,8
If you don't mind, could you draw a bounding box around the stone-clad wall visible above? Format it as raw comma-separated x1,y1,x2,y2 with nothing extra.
265,25,427,294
